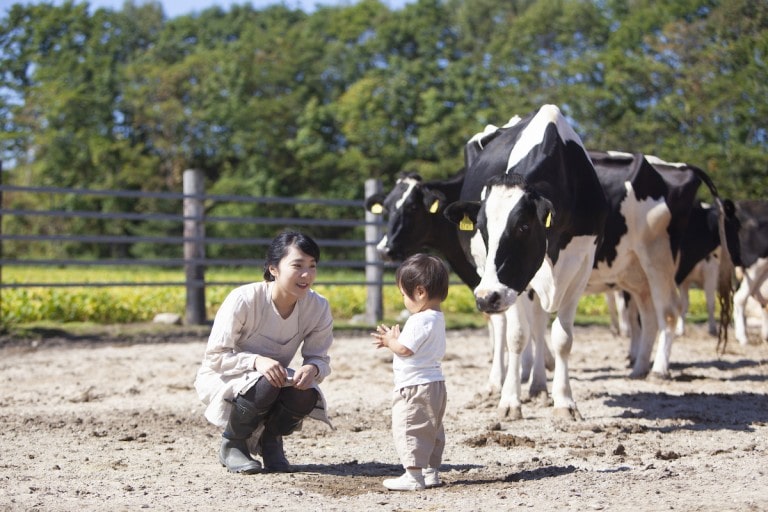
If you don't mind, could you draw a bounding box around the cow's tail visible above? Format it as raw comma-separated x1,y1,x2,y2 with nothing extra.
689,166,734,354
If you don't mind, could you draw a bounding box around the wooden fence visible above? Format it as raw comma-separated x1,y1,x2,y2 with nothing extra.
0,170,387,324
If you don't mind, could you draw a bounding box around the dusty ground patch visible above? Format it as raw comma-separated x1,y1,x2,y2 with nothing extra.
1,324,767,511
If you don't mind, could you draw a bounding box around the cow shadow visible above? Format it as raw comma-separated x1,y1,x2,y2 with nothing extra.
604,391,768,432
669,358,768,383
578,357,768,384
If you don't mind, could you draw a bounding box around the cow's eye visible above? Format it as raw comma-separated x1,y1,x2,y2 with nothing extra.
518,224,530,235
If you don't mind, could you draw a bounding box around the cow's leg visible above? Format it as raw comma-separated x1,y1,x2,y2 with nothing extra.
755,269,768,343
761,306,768,343
616,291,631,337
486,313,506,394
606,290,631,338
625,294,641,366
757,278,768,343
498,303,529,420
649,277,680,378
651,323,675,378
628,291,658,379
521,334,533,383
736,259,768,345
676,281,691,337
733,274,751,345
635,241,680,378
526,295,550,405
549,301,582,421
605,291,620,336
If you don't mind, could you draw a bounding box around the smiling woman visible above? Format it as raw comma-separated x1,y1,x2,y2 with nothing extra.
194,230,335,474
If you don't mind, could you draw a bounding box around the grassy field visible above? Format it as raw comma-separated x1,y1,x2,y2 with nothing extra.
1,266,712,332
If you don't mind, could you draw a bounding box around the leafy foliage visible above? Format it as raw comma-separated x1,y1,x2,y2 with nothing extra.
0,0,766,259
1,266,723,330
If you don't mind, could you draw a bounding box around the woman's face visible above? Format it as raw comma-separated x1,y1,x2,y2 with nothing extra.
269,244,317,300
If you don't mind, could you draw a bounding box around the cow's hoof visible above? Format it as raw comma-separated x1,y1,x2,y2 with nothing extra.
528,389,550,407
498,405,523,420
648,371,671,381
628,369,648,380
553,407,582,421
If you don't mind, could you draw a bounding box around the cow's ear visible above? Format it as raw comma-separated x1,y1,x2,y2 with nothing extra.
444,201,480,231
422,189,447,214
365,194,387,214
536,197,555,229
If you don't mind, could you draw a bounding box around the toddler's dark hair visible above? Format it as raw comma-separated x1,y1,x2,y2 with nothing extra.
263,231,320,281
395,253,450,301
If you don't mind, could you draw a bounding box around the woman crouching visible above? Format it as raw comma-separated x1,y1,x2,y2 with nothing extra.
195,231,333,473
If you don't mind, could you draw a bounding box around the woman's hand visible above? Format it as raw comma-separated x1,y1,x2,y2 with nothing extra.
292,364,319,390
254,356,288,388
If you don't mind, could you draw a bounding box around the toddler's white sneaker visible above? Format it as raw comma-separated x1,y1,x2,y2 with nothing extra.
383,470,426,491
423,467,442,488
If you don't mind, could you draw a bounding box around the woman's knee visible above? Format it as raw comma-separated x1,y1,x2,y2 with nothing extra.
279,387,318,415
241,378,281,408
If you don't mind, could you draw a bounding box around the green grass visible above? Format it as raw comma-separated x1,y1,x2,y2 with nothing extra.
1,266,714,333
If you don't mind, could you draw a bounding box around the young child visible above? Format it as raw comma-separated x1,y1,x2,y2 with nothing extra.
371,253,449,491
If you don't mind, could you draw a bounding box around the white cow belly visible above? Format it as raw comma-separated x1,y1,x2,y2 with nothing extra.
532,235,599,312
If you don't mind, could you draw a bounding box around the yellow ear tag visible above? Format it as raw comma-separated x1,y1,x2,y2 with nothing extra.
545,212,552,228
370,203,384,214
459,214,474,231
429,199,440,214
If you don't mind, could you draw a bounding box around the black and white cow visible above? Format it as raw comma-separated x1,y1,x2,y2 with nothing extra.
733,200,768,345
586,151,734,378
675,200,741,337
364,170,479,289
605,199,740,359
444,105,608,420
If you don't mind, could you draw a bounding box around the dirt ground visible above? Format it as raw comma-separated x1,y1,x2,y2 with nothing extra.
1,320,767,512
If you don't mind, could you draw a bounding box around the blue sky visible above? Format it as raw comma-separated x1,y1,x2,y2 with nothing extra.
2,0,412,18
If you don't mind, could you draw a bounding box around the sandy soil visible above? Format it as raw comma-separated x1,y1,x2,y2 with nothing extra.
1,322,767,512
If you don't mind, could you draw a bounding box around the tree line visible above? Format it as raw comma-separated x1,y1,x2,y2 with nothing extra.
1,0,766,261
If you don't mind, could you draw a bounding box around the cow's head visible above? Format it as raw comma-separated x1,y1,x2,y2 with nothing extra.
444,173,553,313
365,173,447,261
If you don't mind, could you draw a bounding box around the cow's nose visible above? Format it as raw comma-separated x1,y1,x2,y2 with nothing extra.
476,291,502,313
377,247,394,261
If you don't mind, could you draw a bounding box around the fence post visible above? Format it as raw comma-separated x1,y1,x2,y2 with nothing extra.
184,169,206,325
364,178,383,324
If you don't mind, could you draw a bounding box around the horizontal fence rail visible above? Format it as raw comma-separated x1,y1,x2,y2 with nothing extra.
0,171,389,324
